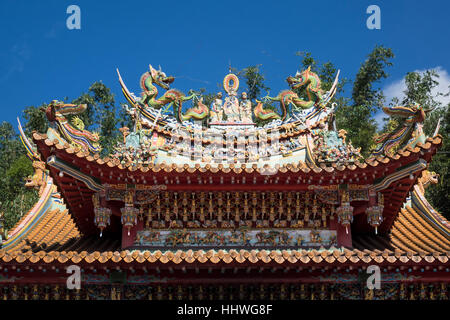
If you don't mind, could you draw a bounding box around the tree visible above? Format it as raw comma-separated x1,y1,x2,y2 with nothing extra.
238,65,270,102
387,69,449,219
0,122,22,178
0,122,38,231
337,45,394,156
23,104,49,136
72,81,125,156
401,71,441,109
426,103,450,219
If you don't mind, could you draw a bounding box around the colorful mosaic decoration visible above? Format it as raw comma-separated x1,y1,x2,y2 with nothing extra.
314,130,361,164
135,229,337,247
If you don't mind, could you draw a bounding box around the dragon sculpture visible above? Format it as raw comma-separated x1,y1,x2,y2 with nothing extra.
255,66,332,121
180,97,209,122
25,160,48,196
372,104,434,156
17,118,49,196
138,65,208,122
45,100,101,154
417,170,439,195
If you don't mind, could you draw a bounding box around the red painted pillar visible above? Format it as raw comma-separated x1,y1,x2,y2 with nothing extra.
121,220,143,249
330,218,352,248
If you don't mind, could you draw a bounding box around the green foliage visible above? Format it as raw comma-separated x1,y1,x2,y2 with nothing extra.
0,123,38,231
5,155,34,195
0,122,22,176
351,46,394,108
71,81,128,156
2,190,38,231
426,104,450,219
337,45,394,156
397,70,450,219
238,65,270,102
23,104,49,136
401,70,441,110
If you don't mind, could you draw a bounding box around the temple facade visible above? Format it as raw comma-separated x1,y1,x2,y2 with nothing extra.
0,64,448,300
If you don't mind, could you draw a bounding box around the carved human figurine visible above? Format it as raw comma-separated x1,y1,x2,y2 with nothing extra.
125,190,134,205
210,92,223,122
240,92,253,123
223,89,240,122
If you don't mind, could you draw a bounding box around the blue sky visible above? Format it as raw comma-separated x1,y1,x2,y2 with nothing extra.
1,0,449,126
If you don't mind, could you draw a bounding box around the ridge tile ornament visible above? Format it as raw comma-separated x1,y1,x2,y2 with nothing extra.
257,66,338,121
209,73,255,127
113,64,344,168
44,100,101,154
138,65,204,122
372,104,434,156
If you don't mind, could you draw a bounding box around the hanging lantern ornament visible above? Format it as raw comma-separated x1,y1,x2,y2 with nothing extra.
94,207,112,237
92,193,112,237
121,190,138,236
336,191,353,234
366,206,383,234
366,193,384,234
121,206,139,236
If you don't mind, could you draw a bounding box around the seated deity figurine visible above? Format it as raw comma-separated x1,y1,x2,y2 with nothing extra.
240,92,253,123
210,92,223,122
223,89,241,122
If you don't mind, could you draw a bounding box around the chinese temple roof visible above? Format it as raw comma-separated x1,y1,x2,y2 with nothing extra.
30,129,442,235
2,64,448,276
2,173,448,267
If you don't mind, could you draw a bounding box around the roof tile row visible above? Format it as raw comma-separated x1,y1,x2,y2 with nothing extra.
33,132,442,174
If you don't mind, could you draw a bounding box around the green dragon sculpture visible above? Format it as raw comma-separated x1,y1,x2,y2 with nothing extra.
45,100,101,153
139,65,209,122
372,104,434,156
255,66,325,121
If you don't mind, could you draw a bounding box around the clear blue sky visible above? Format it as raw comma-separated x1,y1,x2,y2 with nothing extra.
1,0,449,126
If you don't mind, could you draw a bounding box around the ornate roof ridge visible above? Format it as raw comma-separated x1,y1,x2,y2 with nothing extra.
32,132,442,174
